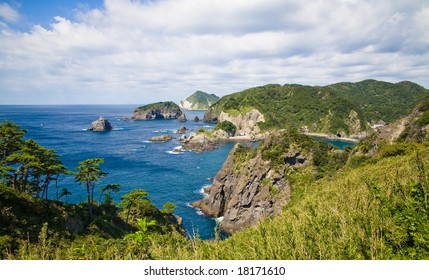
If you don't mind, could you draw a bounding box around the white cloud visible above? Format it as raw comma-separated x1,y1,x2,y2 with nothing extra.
0,0,428,104
0,3,19,23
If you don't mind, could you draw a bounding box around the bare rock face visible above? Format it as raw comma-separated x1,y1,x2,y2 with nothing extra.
89,116,113,131
218,109,265,137
149,135,174,142
191,140,294,233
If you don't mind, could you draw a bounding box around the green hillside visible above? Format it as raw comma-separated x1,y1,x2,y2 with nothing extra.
180,91,220,110
204,80,429,136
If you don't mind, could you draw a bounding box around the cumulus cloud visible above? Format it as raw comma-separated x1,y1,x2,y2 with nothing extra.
0,0,428,104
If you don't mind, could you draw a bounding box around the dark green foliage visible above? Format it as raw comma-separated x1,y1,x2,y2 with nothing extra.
326,80,429,123
206,80,429,134
367,153,429,258
137,101,179,111
214,121,237,136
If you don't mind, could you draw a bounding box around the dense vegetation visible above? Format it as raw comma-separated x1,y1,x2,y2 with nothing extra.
136,101,180,111
205,80,429,135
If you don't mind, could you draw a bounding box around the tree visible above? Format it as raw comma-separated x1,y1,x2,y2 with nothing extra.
99,183,121,205
59,188,72,203
0,121,26,162
162,202,177,215
74,158,107,218
118,189,149,224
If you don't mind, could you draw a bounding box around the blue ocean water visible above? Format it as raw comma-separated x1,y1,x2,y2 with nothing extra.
0,105,234,239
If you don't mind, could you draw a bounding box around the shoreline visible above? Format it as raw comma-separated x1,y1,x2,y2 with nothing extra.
303,132,360,143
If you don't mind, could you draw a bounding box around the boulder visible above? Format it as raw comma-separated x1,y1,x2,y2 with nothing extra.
89,116,113,131
194,116,200,122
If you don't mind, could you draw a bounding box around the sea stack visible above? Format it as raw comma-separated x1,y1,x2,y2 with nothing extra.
89,116,113,131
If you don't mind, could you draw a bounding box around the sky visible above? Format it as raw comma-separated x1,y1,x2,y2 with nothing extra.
0,0,428,105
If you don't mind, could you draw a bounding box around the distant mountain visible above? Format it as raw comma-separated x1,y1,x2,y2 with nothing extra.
203,80,429,137
180,91,220,110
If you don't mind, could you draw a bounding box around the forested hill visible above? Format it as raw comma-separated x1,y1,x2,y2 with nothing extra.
203,80,429,136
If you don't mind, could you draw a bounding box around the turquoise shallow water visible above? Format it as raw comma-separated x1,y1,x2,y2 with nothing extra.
0,105,234,239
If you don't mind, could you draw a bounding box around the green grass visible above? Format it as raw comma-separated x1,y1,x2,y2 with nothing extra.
150,144,429,259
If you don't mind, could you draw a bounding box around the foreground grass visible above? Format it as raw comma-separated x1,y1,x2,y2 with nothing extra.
151,146,429,259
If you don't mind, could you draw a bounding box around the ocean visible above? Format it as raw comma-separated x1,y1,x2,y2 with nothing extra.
0,105,355,239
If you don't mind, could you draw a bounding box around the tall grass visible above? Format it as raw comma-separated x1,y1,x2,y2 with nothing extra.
151,146,429,259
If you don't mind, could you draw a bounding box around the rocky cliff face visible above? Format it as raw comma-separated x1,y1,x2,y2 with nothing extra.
89,116,113,131
132,102,184,120
218,109,265,137
191,131,312,233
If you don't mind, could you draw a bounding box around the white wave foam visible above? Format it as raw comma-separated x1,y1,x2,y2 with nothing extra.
215,216,224,224
142,140,152,143
113,127,125,131
186,202,204,216
198,185,211,196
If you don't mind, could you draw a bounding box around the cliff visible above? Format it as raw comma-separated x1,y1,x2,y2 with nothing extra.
132,102,184,120
191,129,345,233
180,91,220,110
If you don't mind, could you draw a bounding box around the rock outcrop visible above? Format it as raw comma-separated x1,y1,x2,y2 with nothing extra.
180,91,220,110
149,135,174,142
181,132,219,153
132,102,184,120
191,137,295,233
89,116,113,131
175,127,188,134
177,114,187,122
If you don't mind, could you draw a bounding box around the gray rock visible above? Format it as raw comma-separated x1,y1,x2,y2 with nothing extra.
89,116,113,131
149,135,174,142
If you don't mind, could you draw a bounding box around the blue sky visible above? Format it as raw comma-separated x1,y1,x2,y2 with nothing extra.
1,0,428,105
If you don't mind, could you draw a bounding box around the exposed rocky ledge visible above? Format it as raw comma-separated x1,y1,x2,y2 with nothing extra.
89,116,113,131
131,101,184,121
149,135,174,142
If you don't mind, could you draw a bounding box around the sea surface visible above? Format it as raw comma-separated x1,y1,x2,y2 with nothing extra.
0,105,354,239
